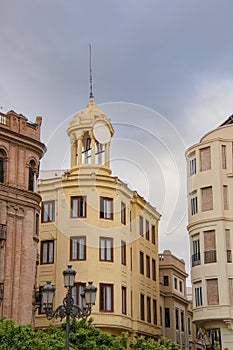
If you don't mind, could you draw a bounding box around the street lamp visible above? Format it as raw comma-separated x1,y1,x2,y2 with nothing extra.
41,265,97,350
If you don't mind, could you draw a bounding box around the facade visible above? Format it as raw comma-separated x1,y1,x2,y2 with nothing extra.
186,115,233,349
36,98,161,338
159,250,192,349
0,110,46,324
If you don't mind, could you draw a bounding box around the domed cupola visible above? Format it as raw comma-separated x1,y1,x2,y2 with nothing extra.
67,97,114,175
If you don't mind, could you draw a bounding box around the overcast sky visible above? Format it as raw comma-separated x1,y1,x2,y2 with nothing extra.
1,0,233,276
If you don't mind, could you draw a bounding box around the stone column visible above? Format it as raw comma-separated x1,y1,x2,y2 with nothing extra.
77,136,83,166
89,131,96,165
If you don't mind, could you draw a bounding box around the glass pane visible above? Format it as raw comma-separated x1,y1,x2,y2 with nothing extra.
43,204,49,221
100,239,105,260
72,239,77,259
42,243,48,263
48,242,53,263
106,239,111,260
72,199,78,217
79,238,85,259
106,286,112,310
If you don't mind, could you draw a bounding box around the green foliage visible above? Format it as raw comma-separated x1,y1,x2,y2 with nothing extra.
0,318,181,350
130,336,181,350
214,342,221,350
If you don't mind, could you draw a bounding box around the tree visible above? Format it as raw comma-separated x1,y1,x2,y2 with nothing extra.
0,318,181,350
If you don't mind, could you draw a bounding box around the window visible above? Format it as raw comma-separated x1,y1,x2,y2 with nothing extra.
192,237,201,266
188,317,191,334
223,185,229,210
174,277,177,289
147,297,151,323
130,247,132,271
140,251,144,275
99,237,113,262
163,275,169,286
229,278,233,304
121,240,126,265
152,259,156,281
72,283,86,308
0,149,6,183
206,279,219,305
95,143,105,165
153,299,157,325
200,146,211,171
146,255,150,278
194,283,203,307
190,154,196,175
41,200,55,223
146,220,149,240
151,224,155,244
139,216,143,236
121,202,126,225
28,160,36,191
222,145,227,169
204,230,216,263
70,236,86,260
164,308,170,327
100,197,113,220
82,135,91,164
140,294,145,321
122,286,127,315
179,280,183,292
175,309,179,330
71,196,86,218
181,310,184,332
191,195,198,215
35,213,40,237
225,229,232,263
100,283,113,312
41,240,54,264
202,186,213,211
130,211,132,231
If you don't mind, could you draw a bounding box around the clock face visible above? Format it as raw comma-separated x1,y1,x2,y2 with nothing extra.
93,120,111,144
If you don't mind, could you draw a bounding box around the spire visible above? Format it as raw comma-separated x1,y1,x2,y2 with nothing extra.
86,44,96,107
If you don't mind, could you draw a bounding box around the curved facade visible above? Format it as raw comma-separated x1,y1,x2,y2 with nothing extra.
186,117,233,349
36,99,161,338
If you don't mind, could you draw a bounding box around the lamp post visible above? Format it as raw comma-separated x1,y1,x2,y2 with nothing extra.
41,265,97,350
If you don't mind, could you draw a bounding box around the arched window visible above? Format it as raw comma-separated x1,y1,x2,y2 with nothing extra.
0,149,6,183
28,160,36,191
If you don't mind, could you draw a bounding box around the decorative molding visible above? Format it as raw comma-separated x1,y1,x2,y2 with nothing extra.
223,319,233,331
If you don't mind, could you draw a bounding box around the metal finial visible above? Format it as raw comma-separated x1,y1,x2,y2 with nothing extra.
89,44,94,100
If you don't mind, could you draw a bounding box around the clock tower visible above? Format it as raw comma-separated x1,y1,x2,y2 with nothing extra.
67,97,114,176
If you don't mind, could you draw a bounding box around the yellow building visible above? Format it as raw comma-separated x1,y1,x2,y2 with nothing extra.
186,115,233,349
36,98,161,338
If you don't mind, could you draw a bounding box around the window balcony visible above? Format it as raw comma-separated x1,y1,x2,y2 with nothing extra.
192,253,201,266
204,250,217,264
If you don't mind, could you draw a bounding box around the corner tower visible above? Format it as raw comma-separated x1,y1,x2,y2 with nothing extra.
67,98,114,176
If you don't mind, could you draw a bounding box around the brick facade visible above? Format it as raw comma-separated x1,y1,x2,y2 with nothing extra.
0,111,45,324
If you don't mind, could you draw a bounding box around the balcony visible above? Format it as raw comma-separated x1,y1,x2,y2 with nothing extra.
204,250,217,264
192,253,201,267
0,224,6,241
0,114,8,126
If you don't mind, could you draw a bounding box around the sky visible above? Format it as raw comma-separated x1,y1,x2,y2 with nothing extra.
1,0,233,277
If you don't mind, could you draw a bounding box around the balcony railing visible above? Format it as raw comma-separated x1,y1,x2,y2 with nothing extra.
227,250,232,263
0,224,6,241
192,253,201,266
204,250,217,264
